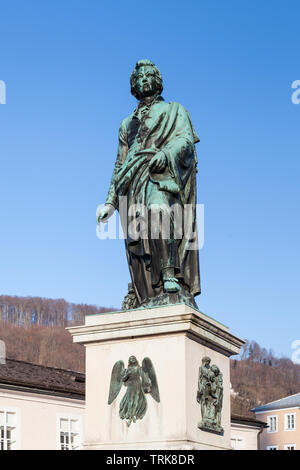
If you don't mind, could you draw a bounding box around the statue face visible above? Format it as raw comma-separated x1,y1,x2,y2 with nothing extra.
128,355,138,366
203,357,211,368
135,65,157,99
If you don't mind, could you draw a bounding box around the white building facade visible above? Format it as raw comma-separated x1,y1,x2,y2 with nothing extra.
0,359,85,450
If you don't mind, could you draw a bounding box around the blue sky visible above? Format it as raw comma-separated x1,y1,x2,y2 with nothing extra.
0,0,299,357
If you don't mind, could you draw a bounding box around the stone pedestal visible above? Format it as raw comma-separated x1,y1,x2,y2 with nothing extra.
68,304,244,450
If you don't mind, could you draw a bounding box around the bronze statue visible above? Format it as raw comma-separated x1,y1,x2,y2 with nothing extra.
98,59,200,309
108,356,160,427
211,364,223,430
197,356,212,421
197,357,224,434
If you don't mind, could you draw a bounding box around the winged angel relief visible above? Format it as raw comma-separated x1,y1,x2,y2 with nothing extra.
108,356,160,426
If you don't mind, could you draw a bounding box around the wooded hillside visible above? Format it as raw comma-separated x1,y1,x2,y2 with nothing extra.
231,340,300,416
0,295,113,327
0,295,114,372
0,322,85,372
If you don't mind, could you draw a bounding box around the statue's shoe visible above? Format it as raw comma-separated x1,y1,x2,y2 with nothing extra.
163,278,180,293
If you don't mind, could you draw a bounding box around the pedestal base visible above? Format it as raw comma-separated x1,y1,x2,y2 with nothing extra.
68,304,244,450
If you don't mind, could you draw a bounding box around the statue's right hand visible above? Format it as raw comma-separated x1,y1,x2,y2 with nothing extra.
149,151,167,173
97,204,115,224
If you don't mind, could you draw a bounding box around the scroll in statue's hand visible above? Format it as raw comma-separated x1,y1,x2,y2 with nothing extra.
97,204,115,224
149,151,167,173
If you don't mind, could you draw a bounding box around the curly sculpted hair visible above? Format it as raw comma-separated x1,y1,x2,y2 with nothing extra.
130,59,163,99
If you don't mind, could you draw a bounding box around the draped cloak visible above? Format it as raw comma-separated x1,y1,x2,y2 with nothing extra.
105,97,200,305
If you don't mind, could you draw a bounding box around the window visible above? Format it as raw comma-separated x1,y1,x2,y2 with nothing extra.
285,413,296,431
267,415,278,433
284,444,296,450
267,445,278,450
59,417,81,450
0,411,17,450
231,438,244,450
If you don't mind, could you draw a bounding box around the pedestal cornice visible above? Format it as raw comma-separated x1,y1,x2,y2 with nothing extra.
67,304,244,357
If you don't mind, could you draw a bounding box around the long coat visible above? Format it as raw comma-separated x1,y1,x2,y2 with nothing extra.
105,96,200,304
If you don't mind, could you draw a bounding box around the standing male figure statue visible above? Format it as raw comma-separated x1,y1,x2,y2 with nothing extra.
98,59,200,309
197,357,224,433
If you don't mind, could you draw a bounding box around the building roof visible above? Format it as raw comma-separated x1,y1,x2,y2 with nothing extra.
0,359,85,400
231,414,267,428
252,392,300,413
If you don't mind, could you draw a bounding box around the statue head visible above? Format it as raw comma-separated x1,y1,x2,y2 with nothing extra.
130,59,163,100
211,365,220,376
128,355,139,366
202,356,211,368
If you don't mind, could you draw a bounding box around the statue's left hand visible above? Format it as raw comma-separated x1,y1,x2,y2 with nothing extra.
149,151,167,173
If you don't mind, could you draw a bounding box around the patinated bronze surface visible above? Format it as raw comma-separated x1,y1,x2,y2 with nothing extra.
108,356,160,426
197,357,224,434
99,59,200,310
